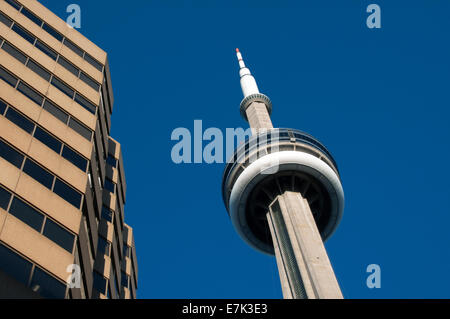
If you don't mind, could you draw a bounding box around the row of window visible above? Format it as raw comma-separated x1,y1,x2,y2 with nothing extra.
0,186,75,253
0,36,97,115
0,99,88,172
0,243,67,298
0,138,82,208
0,64,93,141
0,10,100,93
4,0,104,72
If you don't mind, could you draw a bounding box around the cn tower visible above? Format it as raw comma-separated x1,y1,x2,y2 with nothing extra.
222,49,345,299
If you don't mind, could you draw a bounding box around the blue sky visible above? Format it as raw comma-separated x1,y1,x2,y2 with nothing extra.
40,0,450,298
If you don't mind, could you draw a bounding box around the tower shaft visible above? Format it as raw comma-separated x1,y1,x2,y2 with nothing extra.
245,101,273,132
267,191,343,299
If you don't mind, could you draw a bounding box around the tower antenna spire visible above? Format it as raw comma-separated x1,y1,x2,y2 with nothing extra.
235,48,260,98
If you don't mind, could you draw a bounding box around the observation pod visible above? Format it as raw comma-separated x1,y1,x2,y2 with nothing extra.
222,128,344,255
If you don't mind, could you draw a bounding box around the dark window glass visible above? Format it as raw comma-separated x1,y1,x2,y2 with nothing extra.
34,127,62,153
0,12,13,28
0,244,32,286
17,82,43,105
43,219,74,253
79,72,100,91
74,93,96,114
43,100,68,124
42,23,63,42
0,187,11,210
35,40,57,60
68,118,92,141
53,179,81,208
0,100,7,115
30,267,66,299
93,271,106,295
123,245,130,259
1,42,27,64
63,38,83,57
101,206,113,222
110,265,119,298
104,178,115,194
12,24,35,44
61,146,87,171
9,197,44,232
0,139,24,168
51,77,74,99
20,7,43,26
0,66,18,87
23,159,54,189
57,56,79,77
26,60,51,81
97,236,110,257
5,0,21,10
84,53,103,72
106,155,117,168
121,271,129,288
5,108,35,134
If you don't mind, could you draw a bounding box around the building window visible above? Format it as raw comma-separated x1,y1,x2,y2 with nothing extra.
0,11,13,28
97,236,111,257
84,53,103,72
34,127,62,154
0,244,32,286
61,146,87,172
23,159,54,190
68,118,92,141
51,77,74,99
93,271,107,295
0,139,24,169
11,24,35,44
43,100,68,124
17,82,43,106
57,56,79,77
26,60,51,81
35,40,57,60
79,72,100,91
53,179,82,208
0,66,18,87
63,38,84,57
20,7,43,27
4,108,35,134
0,187,11,210
106,155,117,168
0,100,6,115
74,93,96,115
121,271,129,288
42,23,63,42
104,178,115,194
101,206,113,223
9,197,44,232
1,42,27,64
42,219,75,253
30,267,66,299
5,0,21,10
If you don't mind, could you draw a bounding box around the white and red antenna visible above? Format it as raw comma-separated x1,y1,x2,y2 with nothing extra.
236,48,260,98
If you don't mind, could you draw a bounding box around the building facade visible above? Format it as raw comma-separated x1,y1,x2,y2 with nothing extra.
0,0,137,298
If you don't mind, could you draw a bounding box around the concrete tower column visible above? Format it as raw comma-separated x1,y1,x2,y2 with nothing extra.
245,101,273,132
267,191,343,299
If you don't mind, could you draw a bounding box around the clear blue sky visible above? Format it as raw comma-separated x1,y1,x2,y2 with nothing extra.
40,0,450,298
